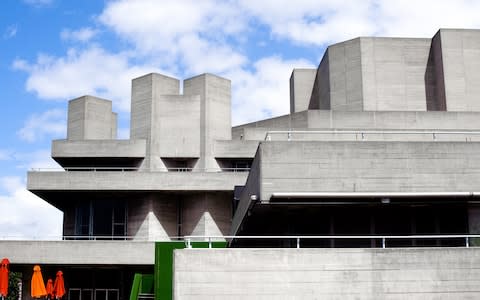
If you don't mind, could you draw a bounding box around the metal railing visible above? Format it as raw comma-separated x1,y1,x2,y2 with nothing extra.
264,130,480,142
29,167,251,172
184,234,480,249
3,234,479,249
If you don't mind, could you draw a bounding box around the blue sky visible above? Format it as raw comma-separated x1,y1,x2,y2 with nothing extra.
2,0,480,239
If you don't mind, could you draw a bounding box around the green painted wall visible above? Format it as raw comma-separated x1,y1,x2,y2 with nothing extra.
154,241,227,300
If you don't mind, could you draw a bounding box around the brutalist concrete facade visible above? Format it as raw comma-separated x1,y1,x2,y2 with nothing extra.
4,28,480,299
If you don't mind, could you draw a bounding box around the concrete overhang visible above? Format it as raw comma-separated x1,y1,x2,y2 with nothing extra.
27,171,248,192
51,139,146,167
0,240,154,265
213,140,259,158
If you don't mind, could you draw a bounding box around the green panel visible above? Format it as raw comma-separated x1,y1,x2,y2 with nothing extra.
130,273,155,300
154,241,227,300
129,273,142,300
141,274,154,293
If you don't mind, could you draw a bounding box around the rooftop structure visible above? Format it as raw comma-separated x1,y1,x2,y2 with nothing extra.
4,28,480,299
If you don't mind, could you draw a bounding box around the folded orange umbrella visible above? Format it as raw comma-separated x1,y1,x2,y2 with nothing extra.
53,271,65,299
46,279,54,299
0,258,9,298
31,265,47,298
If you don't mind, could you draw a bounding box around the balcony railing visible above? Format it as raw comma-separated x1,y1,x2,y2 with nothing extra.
184,234,480,249
29,167,251,172
265,130,480,142
2,234,479,249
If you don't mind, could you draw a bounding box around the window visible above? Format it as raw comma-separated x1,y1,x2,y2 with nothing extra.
74,200,127,239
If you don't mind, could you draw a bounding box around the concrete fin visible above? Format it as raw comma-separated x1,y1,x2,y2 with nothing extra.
135,211,171,241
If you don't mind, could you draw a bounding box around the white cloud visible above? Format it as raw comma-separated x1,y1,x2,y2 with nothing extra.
0,176,62,240
17,109,66,142
13,47,164,111
3,25,18,39
60,27,98,42
98,0,248,76
230,56,315,125
240,0,480,46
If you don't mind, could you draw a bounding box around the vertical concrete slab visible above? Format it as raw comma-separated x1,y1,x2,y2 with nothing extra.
321,38,364,111
289,69,316,113
439,29,480,111
130,73,180,170
184,74,231,170
309,51,330,110
426,31,447,110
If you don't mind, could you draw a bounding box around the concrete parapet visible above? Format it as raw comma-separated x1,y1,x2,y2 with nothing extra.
174,247,480,299
1,240,154,265
257,141,480,200
52,139,147,158
27,171,248,193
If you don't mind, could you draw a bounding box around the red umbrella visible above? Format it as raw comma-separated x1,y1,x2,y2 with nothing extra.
46,279,54,299
0,258,9,299
53,271,65,299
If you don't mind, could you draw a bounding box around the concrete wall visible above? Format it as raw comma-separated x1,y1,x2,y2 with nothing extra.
306,110,480,130
258,141,480,200
289,69,316,113
152,95,200,158
1,240,154,265
361,37,431,111
174,247,480,299
438,29,480,111
67,96,117,140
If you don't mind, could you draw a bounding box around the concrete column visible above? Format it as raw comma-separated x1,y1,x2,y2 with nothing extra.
130,73,180,170
184,74,231,171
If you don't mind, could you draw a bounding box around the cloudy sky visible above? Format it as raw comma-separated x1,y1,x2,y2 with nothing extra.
1,0,480,239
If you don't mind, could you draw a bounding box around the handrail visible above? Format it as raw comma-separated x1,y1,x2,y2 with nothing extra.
264,130,480,141
3,234,478,249
184,234,480,249
29,167,251,172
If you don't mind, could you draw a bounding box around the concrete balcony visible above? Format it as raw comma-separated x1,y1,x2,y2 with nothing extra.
0,240,154,265
51,139,147,168
213,140,259,158
27,170,248,192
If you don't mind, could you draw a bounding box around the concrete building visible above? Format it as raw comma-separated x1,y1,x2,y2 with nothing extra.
3,28,480,299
